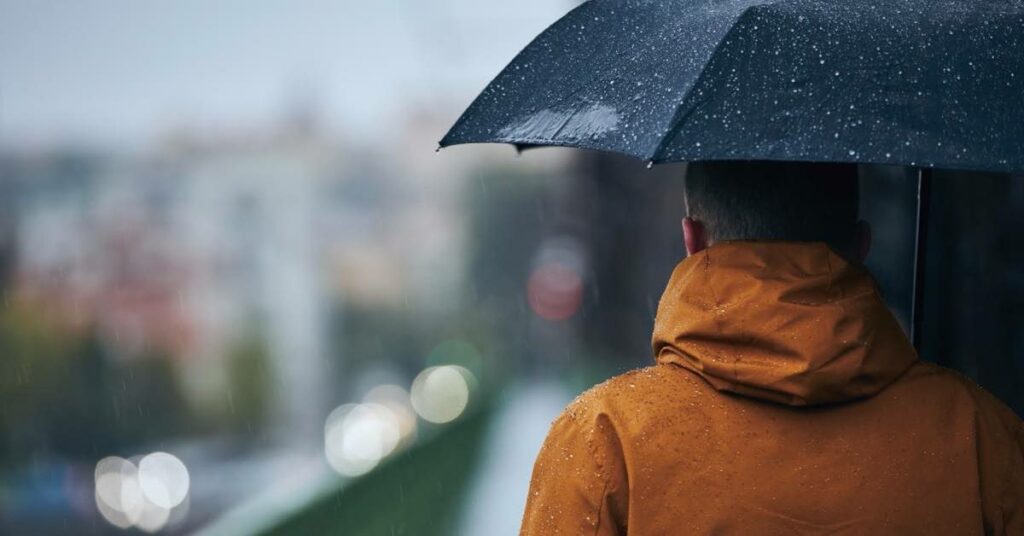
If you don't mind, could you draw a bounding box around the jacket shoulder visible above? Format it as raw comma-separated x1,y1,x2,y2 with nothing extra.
903,363,1024,531
902,361,1022,428
556,364,702,423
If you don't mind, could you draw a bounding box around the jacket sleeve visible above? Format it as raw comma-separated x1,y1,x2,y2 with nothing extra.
519,404,629,536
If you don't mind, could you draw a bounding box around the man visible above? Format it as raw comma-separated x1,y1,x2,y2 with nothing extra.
520,161,1023,535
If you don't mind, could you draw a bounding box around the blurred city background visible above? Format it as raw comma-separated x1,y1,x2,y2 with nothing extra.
1,1,1021,535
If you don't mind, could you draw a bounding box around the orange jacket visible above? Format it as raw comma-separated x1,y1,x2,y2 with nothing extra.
521,241,1024,535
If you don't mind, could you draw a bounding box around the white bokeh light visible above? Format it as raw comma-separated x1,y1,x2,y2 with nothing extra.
138,452,190,509
325,400,409,477
364,384,418,442
409,365,474,424
135,498,172,533
94,457,145,529
95,453,189,532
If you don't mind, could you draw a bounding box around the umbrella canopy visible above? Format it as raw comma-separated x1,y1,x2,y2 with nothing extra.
440,0,1024,173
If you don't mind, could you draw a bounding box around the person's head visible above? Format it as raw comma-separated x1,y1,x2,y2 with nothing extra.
682,160,870,262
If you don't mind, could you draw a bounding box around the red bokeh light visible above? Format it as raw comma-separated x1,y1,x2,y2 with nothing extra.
526,262,583,321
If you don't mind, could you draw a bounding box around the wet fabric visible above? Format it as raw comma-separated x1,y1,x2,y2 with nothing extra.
441,0,1024,174
520,242,1024,535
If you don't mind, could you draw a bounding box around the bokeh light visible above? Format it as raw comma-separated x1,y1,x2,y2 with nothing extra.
138,452,190,509
409,365,474,424
364,384,418,442
526,262,584,321
324,390,418,478
94,453,189,532
95,456,144,529
135,499,172,533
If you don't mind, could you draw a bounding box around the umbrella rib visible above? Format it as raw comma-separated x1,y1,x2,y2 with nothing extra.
647,5,765,164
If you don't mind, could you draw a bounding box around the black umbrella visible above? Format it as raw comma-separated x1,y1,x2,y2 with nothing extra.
439,0,1024,350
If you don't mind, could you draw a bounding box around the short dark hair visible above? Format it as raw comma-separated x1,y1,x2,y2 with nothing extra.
684,161,860,251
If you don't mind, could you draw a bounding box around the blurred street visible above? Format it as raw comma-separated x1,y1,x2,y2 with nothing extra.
457,381,573,535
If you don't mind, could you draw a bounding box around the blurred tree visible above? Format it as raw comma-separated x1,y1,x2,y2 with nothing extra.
0,300,78,466
0,302,193,467
223,328,273,438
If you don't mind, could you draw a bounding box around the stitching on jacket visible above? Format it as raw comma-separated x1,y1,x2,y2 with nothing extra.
580,410,628,535
591,476,612,536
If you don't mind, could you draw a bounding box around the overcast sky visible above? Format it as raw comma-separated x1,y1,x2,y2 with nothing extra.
0,0,573,149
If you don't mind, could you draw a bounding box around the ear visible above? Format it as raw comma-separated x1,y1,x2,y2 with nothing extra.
854,220,872,262
682,217,709,256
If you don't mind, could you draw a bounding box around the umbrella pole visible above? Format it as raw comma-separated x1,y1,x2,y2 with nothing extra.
910,168,932,351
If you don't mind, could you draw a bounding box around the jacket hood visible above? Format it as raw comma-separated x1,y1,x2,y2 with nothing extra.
653,241,917,406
